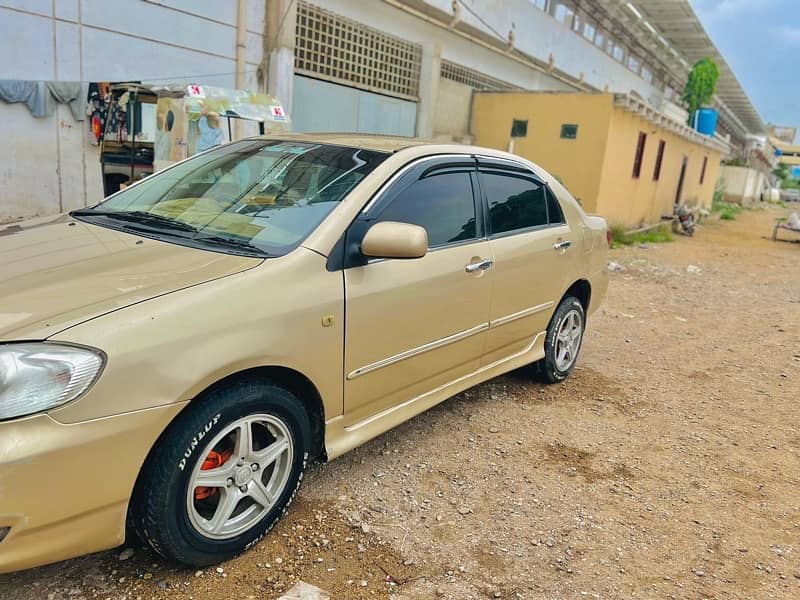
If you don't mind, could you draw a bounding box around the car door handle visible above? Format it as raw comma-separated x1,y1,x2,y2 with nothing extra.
553,240,572,250
465,259,493,273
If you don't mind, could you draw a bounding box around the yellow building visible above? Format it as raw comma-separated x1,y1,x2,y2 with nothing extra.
471,92,728,227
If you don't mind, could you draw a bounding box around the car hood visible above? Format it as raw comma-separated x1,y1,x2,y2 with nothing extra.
0,214,261,340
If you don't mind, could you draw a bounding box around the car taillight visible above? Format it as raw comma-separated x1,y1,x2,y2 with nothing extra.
606,229,613,247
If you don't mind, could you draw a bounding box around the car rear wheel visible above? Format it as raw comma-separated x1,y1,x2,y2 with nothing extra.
532,295,585,384
129,380,310,566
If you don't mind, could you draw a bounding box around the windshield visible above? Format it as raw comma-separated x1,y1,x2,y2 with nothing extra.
74,139,389,257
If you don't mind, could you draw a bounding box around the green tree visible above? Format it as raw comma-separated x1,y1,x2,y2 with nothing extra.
682,58,720,124
772,162,799,189
772,162,790,181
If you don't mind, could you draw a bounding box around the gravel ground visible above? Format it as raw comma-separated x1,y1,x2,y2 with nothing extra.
2,206,799,599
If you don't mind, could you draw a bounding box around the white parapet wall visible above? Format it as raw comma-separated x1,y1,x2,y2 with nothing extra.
719,165,766,205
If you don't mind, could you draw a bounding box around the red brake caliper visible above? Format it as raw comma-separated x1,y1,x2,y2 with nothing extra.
194,448,233,500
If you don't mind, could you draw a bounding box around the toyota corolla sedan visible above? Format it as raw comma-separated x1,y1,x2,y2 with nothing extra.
0,134,608,572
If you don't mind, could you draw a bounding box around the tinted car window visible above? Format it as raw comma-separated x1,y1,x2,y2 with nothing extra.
482,172,548,235
377,171,476,247
546,188,565,224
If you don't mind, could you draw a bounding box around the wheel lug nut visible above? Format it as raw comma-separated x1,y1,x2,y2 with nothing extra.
226,478,234,487
239,484,248,492
251,463,259,471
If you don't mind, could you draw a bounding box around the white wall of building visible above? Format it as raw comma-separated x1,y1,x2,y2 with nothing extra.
720,165,766,205
0,0,265,221
305,0,664,143
433,79,473,140
292,76,417,136
1,0,678,221
313,0,575,96
296,1,674,124
422,0,664,102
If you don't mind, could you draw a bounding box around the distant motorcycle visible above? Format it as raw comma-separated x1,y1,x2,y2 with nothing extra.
673,204,695,236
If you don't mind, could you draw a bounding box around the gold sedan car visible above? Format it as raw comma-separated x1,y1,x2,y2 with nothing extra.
0,135,608,572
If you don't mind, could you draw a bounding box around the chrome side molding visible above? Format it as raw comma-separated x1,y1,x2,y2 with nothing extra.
346,301,554,380
489,301,554,328
346,322,489,380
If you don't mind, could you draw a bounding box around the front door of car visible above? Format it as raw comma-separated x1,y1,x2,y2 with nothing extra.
476,162,572,365
342,157,493,426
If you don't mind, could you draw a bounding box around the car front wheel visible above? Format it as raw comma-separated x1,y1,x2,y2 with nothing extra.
533,295,585,384
130,380,310,566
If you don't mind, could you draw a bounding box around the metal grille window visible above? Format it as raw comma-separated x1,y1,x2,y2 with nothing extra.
440,60,520,91
608,40,625,62
594,28,605,49
553,2,575,27
295,1,422,100
572,12,582,33
582,20,596,42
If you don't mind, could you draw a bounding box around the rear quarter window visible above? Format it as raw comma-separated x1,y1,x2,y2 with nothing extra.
481,172,548,236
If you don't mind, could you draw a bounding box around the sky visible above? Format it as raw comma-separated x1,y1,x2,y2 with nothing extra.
689,0,799,133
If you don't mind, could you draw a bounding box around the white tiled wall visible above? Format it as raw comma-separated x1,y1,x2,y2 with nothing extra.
0,0,265,220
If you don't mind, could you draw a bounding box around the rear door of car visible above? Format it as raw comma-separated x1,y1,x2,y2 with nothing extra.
476,157,572,366
341,156,494,426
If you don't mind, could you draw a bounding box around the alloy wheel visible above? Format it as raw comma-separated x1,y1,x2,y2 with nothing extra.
186,414,293,540
554,309,583,371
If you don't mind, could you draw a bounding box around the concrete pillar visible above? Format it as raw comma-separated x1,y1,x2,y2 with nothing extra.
263,0,297,117
415,42,442,139
235,0,248,139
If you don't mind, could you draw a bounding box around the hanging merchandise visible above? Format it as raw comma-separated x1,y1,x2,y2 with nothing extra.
86,82,110,145
99,82,291,196
92,113,102,142
92,84,140,145
115,91,130,142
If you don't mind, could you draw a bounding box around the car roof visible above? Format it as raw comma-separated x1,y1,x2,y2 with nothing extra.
258,133,447,153
256,133,578,203
257,133,549,167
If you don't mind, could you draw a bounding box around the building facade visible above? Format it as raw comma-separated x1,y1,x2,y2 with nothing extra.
0,0,266,221
471,91,724,226
275,0,764,148
1,0,766,223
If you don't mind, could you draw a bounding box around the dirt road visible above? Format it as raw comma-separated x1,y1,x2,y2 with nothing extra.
2,207,799,599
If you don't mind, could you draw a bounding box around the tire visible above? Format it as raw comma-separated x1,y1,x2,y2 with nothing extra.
129,379,310,566
532,295,586,384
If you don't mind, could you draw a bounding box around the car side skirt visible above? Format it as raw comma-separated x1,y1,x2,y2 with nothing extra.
324,330,546,460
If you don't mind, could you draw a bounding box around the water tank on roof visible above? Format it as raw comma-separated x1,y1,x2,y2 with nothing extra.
693,108,719,136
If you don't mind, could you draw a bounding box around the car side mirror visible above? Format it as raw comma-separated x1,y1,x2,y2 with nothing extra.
361,221,428,259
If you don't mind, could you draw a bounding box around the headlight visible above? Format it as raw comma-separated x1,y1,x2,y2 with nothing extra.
0,343,105,420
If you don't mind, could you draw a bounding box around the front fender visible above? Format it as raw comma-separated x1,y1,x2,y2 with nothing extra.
47,248,344,424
